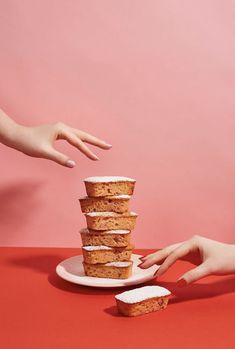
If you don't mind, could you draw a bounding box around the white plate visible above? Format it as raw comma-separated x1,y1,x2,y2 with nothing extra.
56,254,159,288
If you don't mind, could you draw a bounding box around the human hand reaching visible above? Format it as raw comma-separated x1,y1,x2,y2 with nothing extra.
139,235,235,286
0,109,112,167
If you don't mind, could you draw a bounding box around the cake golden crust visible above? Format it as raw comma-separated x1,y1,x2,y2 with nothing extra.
79,195,130,213
80,175,137,280
80,228,131,247
115,286,171,316
84,180,135,197
83,261,133,279
116,296,169,317
82,245,133,264
85,212,137,231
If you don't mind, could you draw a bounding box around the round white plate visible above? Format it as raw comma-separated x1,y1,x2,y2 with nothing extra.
56,253,159,288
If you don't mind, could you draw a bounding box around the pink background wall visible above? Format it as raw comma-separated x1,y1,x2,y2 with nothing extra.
0,1,235,247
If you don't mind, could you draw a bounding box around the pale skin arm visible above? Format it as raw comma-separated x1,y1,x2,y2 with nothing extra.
0,109,112,167
139,235,235,286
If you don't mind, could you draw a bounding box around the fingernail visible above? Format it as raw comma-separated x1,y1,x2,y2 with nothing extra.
93,155,99,160
153,270,159,277
177,278,187,287
105,143,112,148
66,160,76,168
137,262,144,267
139,255,147,261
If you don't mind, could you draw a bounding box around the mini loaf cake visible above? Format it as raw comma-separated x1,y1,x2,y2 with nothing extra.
84,176,136,197
83,261,133,279
85,211,137,231
115,286,171,317
82,245,133,264
79,195,130,213
80,228,131,247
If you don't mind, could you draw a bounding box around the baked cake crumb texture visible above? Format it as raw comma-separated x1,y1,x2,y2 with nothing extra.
79,175,137,279
115,286,171,316
83,260,133,279
84,176,136,197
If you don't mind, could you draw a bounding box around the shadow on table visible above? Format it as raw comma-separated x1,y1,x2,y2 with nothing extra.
48,270,119,296
158,277,235,304
8,254,64,273
104,306,122,317
8,253,118,296
8,253,235,305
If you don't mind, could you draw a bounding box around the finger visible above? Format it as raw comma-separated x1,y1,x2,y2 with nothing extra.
44,147,76,168
155,240,196,277
140,242,183,261
139,242,183,269
139,250,170,269
75,130,112,149
178,262,211,286
60,130,99,160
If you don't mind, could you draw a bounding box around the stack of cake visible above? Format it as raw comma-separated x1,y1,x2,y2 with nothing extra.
79,176,137,279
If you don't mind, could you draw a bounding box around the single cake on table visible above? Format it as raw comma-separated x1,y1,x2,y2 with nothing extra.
115,286,171,317
84,176,136,197
83,261,133,279
80,228,131,247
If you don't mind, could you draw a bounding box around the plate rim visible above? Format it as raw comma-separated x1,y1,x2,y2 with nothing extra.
56,253,158,288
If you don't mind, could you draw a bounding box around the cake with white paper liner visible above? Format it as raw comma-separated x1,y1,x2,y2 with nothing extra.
84,176,136,197
83,260,133,279
85,211,137,231
80,228,131,247
79,194,131,213
82,244,133,264
115,286,171,317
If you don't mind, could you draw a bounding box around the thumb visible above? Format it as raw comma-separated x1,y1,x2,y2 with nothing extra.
44,147,76,168
178,263,211,286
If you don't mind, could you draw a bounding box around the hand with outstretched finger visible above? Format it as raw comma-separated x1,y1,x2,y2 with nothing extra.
139,235,235,286
10,122,112,167
0,108,112,168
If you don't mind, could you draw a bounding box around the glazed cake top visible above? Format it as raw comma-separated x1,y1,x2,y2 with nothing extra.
115,286,171,304
82,245,112,251
80,228,130,235
85,211,137,217
84,176,135,183
105,261,132,267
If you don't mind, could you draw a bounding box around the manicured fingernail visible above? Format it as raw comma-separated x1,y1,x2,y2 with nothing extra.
139,255,147,261
177,278,187,287
66,160,76,168
105,143,112,147
153,270,159,277
137,262,144,267
93,155,99,160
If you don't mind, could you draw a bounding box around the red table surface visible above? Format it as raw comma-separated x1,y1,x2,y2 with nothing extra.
1,247,235,349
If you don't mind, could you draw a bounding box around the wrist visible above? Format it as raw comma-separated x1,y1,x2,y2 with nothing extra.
0,109,23,147
0,121,21,146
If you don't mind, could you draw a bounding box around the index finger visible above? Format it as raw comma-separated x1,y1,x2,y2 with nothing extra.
156,240,198,277
75,130,112,149
139,242,183,269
